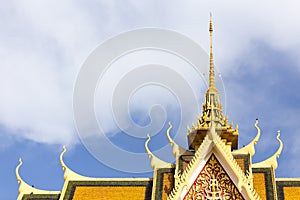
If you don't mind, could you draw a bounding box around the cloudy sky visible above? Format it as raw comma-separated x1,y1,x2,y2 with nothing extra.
1,1,300,199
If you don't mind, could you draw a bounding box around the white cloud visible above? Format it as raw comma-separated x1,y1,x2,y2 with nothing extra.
1,0,300,148
0,1,100,145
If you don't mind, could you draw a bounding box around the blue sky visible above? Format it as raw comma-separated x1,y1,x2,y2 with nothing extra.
1,1,300,199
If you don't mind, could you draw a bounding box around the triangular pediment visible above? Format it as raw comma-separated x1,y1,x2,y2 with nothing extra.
184,153,244,199
168,127,261,200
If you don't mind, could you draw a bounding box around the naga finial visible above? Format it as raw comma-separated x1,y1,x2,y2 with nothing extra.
252,130,283,170
15,158,59,198
145,134,152,159
16,158,23,185
233,119,261,156
59,145,93,181
60,145,67,171
166,122,186,158
144,134,171,169
275,130,283,159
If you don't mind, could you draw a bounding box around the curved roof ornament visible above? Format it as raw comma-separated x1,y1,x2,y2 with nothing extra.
233,119,261,156
166,122,186,158
252,131,283,170
60,146,94,180
16,158,23,186
16,159,59,199
145,134,172,169
60,146,67,172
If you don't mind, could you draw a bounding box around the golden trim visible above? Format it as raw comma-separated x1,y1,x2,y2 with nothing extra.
276,178,300,181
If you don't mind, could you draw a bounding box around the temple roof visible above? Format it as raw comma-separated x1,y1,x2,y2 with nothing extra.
168,126,262,200
14,15,295,200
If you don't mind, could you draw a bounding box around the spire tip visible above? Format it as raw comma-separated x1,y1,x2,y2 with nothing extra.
209,13,213,32
208,14,215,90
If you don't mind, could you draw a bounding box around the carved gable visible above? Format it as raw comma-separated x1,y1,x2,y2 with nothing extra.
184,154,244,200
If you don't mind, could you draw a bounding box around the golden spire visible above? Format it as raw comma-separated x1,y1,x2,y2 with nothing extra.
202,13,224,128
187,15,239,151
209,13,216,92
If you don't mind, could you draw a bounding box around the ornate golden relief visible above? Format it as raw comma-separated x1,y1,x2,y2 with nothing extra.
184,154,244,200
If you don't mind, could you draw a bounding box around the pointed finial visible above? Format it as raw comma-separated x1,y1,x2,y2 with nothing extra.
144,134,171,169
209,13,216,91
252,130,283,169
145,134,152,158
16,158,23,185
233,119,260,156
209,13,213,32
15,158,61,196
60,146,67,171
